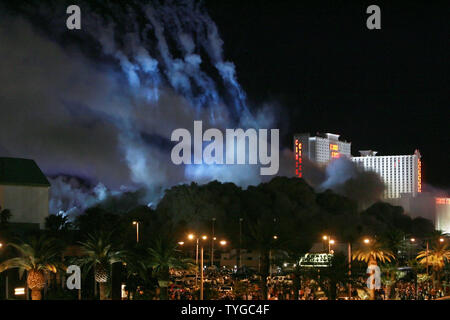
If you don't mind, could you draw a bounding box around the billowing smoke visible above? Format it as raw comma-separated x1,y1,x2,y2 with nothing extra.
0,1,284,214
303,157,385,208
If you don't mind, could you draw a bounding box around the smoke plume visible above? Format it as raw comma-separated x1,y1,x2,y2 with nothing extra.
0,1,286,214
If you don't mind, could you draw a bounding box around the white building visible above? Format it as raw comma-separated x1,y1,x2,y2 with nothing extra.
0,158,50,228
293,133,351,178
351,150,422,199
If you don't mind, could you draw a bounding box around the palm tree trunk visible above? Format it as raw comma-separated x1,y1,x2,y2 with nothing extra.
31,289,42,300
99,282,108,300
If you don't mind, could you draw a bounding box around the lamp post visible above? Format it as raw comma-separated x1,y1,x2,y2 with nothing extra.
211,218,216,267
323,235,335,254
348,242,352,299
186,234,227,300
239,218,243,268
132,221,140,243
0,243,6,299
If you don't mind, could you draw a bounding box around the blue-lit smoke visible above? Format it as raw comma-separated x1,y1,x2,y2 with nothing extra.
0,0,279,215
78,0,272,191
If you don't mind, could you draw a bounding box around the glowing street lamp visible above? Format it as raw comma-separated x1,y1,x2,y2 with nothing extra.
132,221,140,243
323,235,334,253
363,238,371,244
185,233,226,300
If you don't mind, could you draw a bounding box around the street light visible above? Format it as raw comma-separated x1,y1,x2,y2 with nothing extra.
185,233,227,300
211,218,216,267
132,221,140,243
363,238,371,244
322,235,334,253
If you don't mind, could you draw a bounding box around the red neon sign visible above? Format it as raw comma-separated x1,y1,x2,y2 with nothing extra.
417,159,422,193
295,139,302,178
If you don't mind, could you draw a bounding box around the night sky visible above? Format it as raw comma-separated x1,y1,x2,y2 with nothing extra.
207,0,449,189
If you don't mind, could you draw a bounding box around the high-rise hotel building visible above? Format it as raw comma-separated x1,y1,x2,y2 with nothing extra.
293,133,351,178
350,150,422,199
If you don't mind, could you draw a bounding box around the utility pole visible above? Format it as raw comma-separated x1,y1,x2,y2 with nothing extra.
239,218,243,268
211,218,216,266
200,245,204,300
348,242,352,298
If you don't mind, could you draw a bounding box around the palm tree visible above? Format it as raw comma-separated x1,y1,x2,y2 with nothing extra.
353,240,395,299
0,206,12,225
0,236,61,300
45,213,72,232
77,232,125,300
146,237,192,300
417,242,450,289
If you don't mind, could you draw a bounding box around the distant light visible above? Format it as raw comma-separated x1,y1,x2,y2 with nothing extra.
329,239,335,245
439,238,444,242
188,234,195,240
322,235,328,240
201,235,208,240
213,237,217,241
0,243,3,248
178,241,185,245
132,221,137,225
410,238,416,242
364,238,370,244
273,235,278,240
283,263,288,267
14,288,25,296
219,240,227,246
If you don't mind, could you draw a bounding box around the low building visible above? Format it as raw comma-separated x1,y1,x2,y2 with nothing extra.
0,157,50,229
220,249,261,271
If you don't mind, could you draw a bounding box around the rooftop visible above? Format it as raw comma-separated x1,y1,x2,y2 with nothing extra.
0,157,50,187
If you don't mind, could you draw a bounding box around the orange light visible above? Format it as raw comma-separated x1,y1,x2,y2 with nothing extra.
439,238,445,242
417,159,422,193
329,239,335,245
436,198,450,205
188,234,195,240
219,240,227,246
363,238,370,244
295,139,303,178
410,238,416,243
201,235,207,240
178,241,185,245
329,144,339,151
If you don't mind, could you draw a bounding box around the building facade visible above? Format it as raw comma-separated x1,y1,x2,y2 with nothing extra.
0,158,50,228
293,133,351,178
351,150,422,199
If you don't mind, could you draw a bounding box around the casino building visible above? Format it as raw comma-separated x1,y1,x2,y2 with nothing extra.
293,133,351,178
350,149,422,199
292,133,448,233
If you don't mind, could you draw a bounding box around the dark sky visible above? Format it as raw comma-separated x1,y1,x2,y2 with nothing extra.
206,0,449,189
